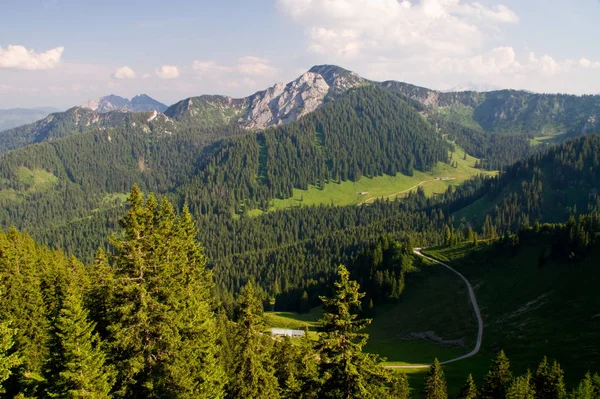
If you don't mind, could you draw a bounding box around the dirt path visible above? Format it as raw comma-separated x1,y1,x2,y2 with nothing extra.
385,248,483,369
360,180,435,205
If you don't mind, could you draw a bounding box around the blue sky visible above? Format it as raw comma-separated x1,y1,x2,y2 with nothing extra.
2,0,600,108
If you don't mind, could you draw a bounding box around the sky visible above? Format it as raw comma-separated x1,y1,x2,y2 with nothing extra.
2,0,600,109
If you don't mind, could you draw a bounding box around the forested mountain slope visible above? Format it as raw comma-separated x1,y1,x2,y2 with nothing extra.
0,85,448,257
423,218,600,385
0,107,59,131
452,134,600,231
0,107,175,153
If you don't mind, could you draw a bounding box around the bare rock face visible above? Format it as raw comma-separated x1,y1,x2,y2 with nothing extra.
240,72,331,129
238,65,364,129
165,65,365,130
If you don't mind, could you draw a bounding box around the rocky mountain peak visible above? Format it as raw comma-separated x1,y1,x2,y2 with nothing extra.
81,94,167,113
166,65,366,130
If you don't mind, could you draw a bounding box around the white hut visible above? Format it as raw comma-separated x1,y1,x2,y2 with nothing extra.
271,328,305,338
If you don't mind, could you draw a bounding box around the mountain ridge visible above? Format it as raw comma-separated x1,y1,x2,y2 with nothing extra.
81,93,167,113
4,64,600,156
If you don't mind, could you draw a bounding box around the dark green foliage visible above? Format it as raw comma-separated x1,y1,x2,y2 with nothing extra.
46,282,113,398
316,265,396,399
506,371,536,399
457,373,477,399
534,357,568,399
459,135,600,233
0,229,52,394
480,350,513,399
227,282,280,399
349,237,413,306
569,373,598,399
0,317,22,393
423,359,447,399
103,186,225,399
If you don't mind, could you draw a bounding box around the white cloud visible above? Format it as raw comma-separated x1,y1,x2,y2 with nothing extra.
236,56,278,76
192,57,278,79
0,45,64,70
156,65,180,79
278,0,518,58
192,60,230,77
113,66,136,79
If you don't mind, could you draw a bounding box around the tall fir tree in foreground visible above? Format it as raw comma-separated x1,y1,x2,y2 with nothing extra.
506,372,535,399
103,186,225,399
227,281,280,399
46,282,113,398
316,265,399,399
480,350,513,399
423,359,447,399
0,229,51,397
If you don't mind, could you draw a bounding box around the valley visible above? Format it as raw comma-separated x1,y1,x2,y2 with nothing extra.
1,63,600,398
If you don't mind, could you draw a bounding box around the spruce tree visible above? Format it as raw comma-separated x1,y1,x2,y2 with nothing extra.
534,357,567,399
227,282,280,399
47,283,113,398
0,317,22,394
105,187,225,399
506,372,535,399
0,229,50,395
316,265,395,399
423,359,447,399
390,372,410,399
480,350,513,399
273,336,302,398
570,373,595,399
457,373,478,399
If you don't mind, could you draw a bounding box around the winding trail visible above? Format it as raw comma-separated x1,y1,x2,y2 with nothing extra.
360,181,434,205
360,178,456,205
385,248,483,369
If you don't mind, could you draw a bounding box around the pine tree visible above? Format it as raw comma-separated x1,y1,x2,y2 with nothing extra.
534,357,567,399
570,373,595,399
480,350,513,399
457,373,478,399
316,265,395,399
47,283,113,398
423,359,447,399
227,282,280,399
390,372,410,399
506,372,535,399
0,316,23,394
106,187,225,399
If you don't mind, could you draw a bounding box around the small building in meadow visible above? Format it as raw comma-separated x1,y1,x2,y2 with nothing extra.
271,328,305,338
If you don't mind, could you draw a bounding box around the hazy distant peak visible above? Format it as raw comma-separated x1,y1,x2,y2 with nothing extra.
444,82,502,93
81,94,167,113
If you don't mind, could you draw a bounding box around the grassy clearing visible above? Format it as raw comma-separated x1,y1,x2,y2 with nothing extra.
438,104,483,131
264,256,481,395
101,192,129,206
422,242,600,388
15,167,58,192
264,307,322,331
530,132,570,145
0,167,58,203
261,149,495,212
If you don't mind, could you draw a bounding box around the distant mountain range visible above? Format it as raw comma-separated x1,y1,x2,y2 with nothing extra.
2,64,600,155
81,94,167,113
0,107,60,131
443,82,503,93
